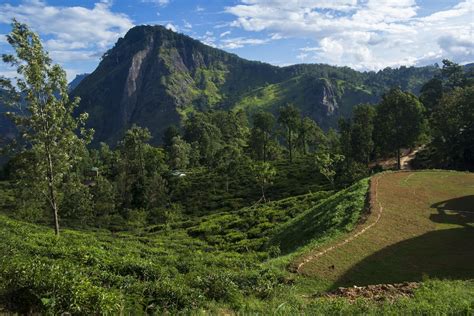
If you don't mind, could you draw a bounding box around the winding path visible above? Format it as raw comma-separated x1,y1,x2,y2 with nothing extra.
296,175,384,273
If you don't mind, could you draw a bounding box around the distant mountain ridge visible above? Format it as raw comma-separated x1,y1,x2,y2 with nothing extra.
71,25,440,146
68,74,89,91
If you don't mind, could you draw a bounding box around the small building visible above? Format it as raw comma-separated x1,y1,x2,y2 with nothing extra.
170,170,186,177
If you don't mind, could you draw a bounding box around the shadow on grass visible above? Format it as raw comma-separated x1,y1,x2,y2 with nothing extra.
430,196,474,228
333,227,474,288
333,198,474,288
431,195,474,213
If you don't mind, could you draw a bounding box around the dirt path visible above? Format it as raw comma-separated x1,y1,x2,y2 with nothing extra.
295,175,384,273
400,148,421,170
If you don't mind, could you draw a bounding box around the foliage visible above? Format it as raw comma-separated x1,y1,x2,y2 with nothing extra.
268,178,368,254
315,151,345,189
251,162,277,202
374,88,426,169
278,104,300,162
431,86,474,169
1,20,93,235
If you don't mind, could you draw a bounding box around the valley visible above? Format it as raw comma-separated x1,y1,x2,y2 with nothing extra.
0,15,473,314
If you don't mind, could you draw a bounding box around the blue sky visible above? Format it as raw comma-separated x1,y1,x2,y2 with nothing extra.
0,0,473,81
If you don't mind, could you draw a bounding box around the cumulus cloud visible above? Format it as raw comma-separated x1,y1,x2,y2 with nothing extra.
226,0,474,69
0,0,134,65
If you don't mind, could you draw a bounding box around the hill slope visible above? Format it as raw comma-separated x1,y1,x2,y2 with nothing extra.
72,25,437,145
1,172,473,313
294,171,474,287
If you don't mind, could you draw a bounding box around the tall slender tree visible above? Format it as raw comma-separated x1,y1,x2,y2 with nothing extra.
251,111,275,162
278,104,300,162
1,20,93,235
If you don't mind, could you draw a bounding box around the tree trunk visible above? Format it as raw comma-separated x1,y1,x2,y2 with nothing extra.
397,148,401,170
288,129,292,163
46,151,60,236
263,132,267,162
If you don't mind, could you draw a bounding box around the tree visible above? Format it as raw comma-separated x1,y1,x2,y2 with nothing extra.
278,104,300,162
341,104,376,165
431,86,474,168
314,151,344,189
169,136,191,170
297,117,324,155
441,59,465,90
1,21,93,235
162,125,180,150
250,111,275,161
374,88,426,169
183,112,222,166
419,78,443,114
251,162,276,202
117,125,152,209
215,144,243,192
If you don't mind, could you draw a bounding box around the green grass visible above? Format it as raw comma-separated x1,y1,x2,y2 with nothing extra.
0,178,363,313
297,171,474,288
268,178,369,255
187,190,332,252
233,279,474,315
1,171,473,314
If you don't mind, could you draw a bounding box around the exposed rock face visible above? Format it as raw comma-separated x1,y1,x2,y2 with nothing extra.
321,80,338,116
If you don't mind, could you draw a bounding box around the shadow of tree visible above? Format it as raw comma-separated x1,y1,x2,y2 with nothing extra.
333,195,474,288
333,228,474,288
430,196,474,227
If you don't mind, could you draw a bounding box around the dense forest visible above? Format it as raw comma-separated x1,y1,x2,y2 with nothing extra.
0,21,473,314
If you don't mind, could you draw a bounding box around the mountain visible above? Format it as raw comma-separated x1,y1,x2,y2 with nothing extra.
68,26,438,145
68,74,89,91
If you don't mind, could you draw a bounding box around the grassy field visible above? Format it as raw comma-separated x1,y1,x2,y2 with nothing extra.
1,172,474,313
0,179,367,313
295,171,474,287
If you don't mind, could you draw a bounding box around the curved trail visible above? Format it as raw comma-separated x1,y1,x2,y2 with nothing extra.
296,174,385,273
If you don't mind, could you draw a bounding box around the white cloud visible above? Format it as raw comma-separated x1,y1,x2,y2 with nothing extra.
196,5,205,12
183,20,192,29
226,0,474,69
199,31,217,47
220,31,231,37
220,36,272,49
0,0,134,65
165,23,178,32
142,0,170,7
0,34,8,45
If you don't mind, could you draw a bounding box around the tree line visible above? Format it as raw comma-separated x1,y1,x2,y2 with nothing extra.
0,21,472,235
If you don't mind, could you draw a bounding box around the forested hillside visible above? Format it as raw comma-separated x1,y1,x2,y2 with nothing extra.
71,25,438,145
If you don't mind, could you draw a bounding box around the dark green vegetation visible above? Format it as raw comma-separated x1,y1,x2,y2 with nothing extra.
1,21,473,314
70,25,438,145
0,179,365,314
